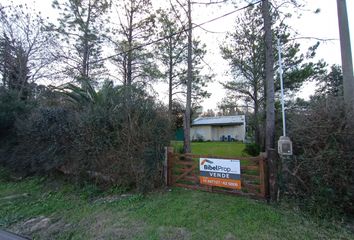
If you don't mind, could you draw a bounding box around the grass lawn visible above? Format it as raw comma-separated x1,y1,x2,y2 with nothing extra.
0,168,352,240
171,141,247,156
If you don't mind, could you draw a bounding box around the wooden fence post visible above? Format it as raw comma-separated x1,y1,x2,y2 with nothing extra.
259,153,268,198
165,147,174,186
267,148,278,202
164,147,168,185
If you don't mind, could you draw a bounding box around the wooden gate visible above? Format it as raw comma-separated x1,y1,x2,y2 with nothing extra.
164,147,268,199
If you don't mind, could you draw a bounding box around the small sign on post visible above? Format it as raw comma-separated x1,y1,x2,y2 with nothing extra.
199,158,241,190
278,136,293,156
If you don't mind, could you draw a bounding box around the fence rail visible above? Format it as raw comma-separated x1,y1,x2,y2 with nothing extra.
165,147,268,199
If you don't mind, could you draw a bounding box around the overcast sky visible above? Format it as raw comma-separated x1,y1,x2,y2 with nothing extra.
1,0,353,111
191,0,354,111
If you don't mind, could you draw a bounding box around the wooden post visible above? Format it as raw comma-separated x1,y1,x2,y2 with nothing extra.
267,148,278,202
259,155,266,198
164,147,168,185
166,147,174,186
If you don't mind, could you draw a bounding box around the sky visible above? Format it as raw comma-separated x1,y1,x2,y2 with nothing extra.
190,0,354,111
1,0,353,111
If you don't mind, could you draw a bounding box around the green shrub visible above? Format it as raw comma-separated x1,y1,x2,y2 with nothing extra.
243,143,260,156
4,85,171,192
0,88,35,135
288,97,353,218
7,107,78,174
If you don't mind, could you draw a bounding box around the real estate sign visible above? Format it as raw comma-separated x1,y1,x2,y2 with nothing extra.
199,158,241,190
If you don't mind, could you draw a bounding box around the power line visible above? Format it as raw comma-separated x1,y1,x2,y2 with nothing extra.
90,0,261,65
191,0,228,5
288,36,338,42
195,24,228,34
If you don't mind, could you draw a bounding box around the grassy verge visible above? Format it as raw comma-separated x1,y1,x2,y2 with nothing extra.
171,141,247,156
0,168,352,240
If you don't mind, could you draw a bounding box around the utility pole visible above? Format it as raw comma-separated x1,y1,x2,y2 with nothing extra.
337,0,354,111
183,0,192,153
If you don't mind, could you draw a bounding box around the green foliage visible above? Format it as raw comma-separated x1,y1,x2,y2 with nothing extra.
156,8,213,109
0,88,35,135
0,167,11,182
2,84,171,192
288,96,354,218
111,0,159,86
10,106,78,174
243,143,260,156
315,64,343,97
220,4,326,148
51,0,110,84
79,183,104,200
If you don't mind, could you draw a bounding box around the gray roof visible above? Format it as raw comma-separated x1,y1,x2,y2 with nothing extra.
192,115,245,126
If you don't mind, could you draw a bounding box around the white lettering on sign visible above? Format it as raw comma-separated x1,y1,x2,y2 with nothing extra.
208,172,230,178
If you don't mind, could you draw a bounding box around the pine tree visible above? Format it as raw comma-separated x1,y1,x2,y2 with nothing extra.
110,0,159,87
52,0,111,86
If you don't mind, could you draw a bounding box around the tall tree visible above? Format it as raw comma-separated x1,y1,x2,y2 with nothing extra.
156,8,187,114
261,0,275,151
156,4,212,145
184,0,193,153
221,5,264,145
111,0,158,87
316,64,343,97
217,96,243,116
52,0,111,86
221,4,324,148
0,3,57,99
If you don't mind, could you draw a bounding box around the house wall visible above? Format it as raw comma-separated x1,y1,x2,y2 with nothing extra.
191,126,212,140
191,124,245,141
211,125,245,141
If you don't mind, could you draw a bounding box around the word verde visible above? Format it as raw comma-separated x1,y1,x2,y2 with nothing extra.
203,165,232,172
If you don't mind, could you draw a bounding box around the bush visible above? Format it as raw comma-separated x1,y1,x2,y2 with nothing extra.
287,96,354,217
6,107,78,174
243,143,260,156
0,88,35,135
4,86,171,192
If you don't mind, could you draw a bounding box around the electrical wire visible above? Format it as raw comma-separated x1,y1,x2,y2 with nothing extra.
90,0,261,65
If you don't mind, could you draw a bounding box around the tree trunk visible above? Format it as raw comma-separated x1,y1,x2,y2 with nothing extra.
337,0,354,112
81,3,91,85
262,0,275,151
254,96,260,146
183,0,192,153
262,0,277,202
127,7,134,87
82,36,89,80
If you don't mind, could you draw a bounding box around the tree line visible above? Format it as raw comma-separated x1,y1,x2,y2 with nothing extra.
0,0,353,217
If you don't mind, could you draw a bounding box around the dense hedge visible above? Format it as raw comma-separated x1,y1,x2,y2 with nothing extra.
0,86,171,192
287,97,354,217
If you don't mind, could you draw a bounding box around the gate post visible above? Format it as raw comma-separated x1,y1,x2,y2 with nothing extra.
164,147,174,186
259,153,268,199
164,147,168,185
267,148,279,202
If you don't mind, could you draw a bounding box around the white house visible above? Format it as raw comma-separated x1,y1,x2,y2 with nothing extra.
191,115,246,142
